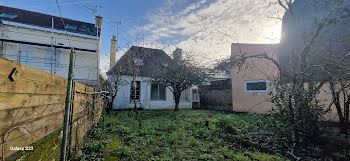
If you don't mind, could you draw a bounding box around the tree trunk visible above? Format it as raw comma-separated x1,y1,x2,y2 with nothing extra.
132,79,138,111
108,94,117,114
174,93,181,111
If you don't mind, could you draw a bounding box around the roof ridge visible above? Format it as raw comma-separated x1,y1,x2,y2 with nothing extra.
0,5,98,36
107,46,175,76
0,5,93,25
231,43,279,46
131,45,165,52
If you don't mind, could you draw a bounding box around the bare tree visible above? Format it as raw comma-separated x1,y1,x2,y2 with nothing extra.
127,47,149,110
322,51,350,133
107,46,154,111
152,52,208,111
215,0,350,158
103,63,125,112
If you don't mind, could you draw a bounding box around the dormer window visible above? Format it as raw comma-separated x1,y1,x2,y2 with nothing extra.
65,24,77,30
79,25,89,32
0,13,17,19
134,59,143,66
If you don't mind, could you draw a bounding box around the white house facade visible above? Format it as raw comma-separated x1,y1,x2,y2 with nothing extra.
107,46,199,110
0,5,101,86
111,75,196,110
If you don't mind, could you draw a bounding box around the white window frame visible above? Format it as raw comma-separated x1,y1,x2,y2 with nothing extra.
130,81,141,101
180,88,190,101
150,84,166,101
244,80,269,93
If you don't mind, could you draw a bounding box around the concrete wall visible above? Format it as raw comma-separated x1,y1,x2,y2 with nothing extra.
231,43,279,114
230,0,350,121
110,75,193,110
230,43,344,121
278,0,350,81
0,22,99,86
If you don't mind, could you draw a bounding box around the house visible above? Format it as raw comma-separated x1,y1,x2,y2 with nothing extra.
278,0,350,81
106,46,199,110
0,5,102,86
230,43,279,114
230,43,340,121
229,0,350,121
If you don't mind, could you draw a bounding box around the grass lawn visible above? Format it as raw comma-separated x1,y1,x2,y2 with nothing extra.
103,110,286,161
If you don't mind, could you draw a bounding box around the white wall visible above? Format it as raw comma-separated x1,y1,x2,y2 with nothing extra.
109,75,193,110
0,23,99,86
1,22,98,50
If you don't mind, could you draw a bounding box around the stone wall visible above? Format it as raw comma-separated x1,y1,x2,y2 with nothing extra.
199,79,232,111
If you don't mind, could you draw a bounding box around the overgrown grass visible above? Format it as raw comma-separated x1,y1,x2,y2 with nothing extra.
12,129,62,161
80,114,117,161
108,110,286,161
80,109,349,160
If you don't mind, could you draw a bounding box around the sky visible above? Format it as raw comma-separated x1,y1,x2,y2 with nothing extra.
0,0,284,76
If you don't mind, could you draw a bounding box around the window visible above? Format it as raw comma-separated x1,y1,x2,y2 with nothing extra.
180,89,189,101
192,89,200,102
0,13,17,19
244,80,269,93
65,24,77,30
134,59,143,66
162,63,168,67
130,81,141,101
151,84,166,101
78,25,90,32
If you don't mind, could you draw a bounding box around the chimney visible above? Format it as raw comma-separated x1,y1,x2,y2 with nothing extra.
110,35,117,69
95,16,103,86
95,16,103,29
95,16,103,38
173,48,182,65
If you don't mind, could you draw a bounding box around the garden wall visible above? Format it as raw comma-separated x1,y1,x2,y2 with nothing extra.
199,79,233,111
0,58,105,160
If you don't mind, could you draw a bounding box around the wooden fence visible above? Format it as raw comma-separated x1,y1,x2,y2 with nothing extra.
0,58,105,160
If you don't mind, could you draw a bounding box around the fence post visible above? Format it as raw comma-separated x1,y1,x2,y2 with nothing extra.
60,49,75,161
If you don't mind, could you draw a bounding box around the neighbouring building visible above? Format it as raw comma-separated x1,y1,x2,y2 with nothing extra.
230,43,279,114
106,46,199,110
230,43,343,121
229,0,350,121
279,0,350,81
0,5,102,86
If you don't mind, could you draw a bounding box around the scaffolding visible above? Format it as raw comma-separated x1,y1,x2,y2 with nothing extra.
0,24,100,86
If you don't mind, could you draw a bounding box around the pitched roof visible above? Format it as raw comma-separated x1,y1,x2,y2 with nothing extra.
107,46,176,77
0,5,98,36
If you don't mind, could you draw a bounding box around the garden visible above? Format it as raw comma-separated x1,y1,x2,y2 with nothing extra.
78,109,350,161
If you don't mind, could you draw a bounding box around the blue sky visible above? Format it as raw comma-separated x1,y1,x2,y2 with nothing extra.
0,0,283,74
0,0,171,51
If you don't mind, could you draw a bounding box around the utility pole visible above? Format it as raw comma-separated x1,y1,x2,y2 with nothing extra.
60,49,75,161
95,16,103,87
51,17,54,75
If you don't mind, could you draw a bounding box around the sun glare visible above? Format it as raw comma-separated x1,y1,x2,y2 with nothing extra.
264,23,282,43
